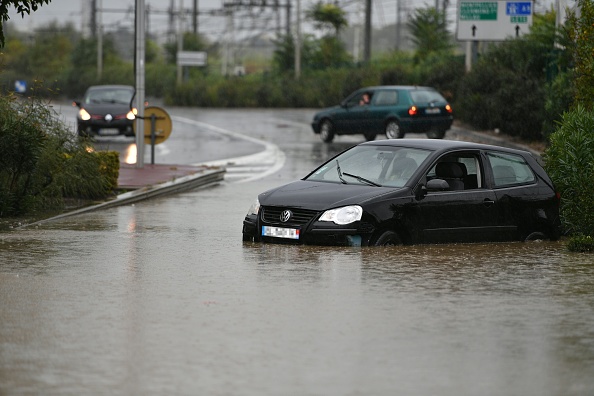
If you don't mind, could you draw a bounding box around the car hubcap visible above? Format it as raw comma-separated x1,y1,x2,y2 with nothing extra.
386,123,400,139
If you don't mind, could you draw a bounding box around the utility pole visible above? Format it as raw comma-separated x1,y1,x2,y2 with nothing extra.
294,0,301,78
97,0,103,79
135,0,146,168
192,0,199,34
364,0,372,62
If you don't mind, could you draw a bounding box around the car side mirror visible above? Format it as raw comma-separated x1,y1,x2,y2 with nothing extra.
73,101,81,108
426,179,450,191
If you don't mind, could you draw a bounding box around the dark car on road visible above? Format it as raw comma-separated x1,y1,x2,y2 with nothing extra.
242,140,560,246
75,85,136,137
311,86,454,143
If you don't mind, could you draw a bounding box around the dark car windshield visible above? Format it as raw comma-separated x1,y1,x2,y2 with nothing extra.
409,89,447,105
306,145,432,187
85,88,134,105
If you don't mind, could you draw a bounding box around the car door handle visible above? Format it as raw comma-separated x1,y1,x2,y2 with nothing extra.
483,198,495,207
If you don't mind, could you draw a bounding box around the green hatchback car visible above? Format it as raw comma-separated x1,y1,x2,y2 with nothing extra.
311,86,454,143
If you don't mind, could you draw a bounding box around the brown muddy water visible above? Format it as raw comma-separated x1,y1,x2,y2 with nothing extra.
1,180,593,395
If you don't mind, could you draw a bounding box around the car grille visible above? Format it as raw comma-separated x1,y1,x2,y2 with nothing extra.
260,206,319,227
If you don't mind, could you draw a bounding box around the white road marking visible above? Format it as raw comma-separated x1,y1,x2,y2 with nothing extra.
172,115,286,183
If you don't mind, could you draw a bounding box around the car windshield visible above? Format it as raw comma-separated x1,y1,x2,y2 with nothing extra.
305,145,432,187
85,88,134,105
409,89,447,105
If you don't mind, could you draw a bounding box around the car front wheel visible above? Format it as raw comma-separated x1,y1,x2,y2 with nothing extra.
372,230,402,246
385,120,403,139
319,120,335,143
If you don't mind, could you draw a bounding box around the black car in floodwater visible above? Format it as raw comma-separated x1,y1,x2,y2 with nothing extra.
74,85,136,137
311,86,454,143
242,140,561,246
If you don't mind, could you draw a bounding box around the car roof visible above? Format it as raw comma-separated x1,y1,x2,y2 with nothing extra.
360,139,531,156
361,85,437,91
86,85,134,91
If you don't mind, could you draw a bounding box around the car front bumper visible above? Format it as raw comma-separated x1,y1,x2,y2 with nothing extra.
242,214,375,247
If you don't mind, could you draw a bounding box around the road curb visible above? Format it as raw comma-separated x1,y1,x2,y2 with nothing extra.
22,167,226,227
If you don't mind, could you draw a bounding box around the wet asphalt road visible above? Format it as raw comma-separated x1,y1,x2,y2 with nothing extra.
1,107,594,395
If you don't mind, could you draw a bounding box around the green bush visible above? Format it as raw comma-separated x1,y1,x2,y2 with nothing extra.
457,58,545,140
0,93,119,217
567,234,594,253
543,105,594,237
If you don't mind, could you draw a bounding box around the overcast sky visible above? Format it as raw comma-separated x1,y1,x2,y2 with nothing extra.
7,0,557,40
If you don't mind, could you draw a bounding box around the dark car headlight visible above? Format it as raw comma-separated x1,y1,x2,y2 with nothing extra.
246,198,260,216
319,205,362,225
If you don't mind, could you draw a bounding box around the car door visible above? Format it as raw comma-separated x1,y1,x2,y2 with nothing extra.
332,91,371,134
411,151,503,243
485,150,545,240
366,89,399,134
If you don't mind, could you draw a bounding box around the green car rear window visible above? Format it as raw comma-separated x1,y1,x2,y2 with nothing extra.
409,90,446,105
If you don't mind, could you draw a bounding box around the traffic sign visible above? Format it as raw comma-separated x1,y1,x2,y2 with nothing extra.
177,51,207,67
457,0,533,41
131,106,173,145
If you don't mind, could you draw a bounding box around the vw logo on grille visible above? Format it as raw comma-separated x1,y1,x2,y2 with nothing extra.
105,114,113,122
280,210,292,223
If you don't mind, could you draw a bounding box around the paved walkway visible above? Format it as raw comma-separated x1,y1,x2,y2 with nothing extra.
118,163,220,190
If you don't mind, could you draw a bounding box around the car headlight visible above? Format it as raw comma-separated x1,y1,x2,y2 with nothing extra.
319,205,363,225
247,198,260,216
126,109,136,120
79,108,91,121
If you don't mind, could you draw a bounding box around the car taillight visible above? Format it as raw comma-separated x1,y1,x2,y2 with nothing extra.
445,104,453,113
408,106,418,116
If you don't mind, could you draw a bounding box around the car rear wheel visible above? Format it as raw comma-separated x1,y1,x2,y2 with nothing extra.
364,131,377,141
372,230,402,246
385,120,403,139
426,129,446,139
319,120,335,143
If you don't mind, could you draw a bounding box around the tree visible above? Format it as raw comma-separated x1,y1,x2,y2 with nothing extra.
306,2,348,36
407,6,452,61
565,0,594,109
0,0,51,48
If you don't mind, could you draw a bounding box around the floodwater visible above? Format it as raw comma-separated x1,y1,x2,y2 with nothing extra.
2,107,594,394
2,180,594,395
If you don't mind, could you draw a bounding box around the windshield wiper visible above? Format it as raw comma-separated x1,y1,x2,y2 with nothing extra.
343,172,382,187
336,160,347,184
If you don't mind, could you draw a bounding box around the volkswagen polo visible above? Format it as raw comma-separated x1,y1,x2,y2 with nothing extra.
242,140,560,246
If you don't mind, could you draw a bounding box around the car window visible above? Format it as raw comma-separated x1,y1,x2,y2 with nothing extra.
487,152,536,187
410,89,446,105
374,91,398,106
306,145,432,187
426,153,483,190
86,88,134,105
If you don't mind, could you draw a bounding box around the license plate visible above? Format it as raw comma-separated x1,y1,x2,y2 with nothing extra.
425,108,441,114
99,128,120,135
262,226,300,240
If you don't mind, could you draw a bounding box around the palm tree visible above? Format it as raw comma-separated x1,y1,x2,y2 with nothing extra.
306,1,348,37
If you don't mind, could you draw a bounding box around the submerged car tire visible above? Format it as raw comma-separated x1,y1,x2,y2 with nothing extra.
426,129,446,139
319,120,335,143
524,231,549,242
372,230,402,246
385,120,403,139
